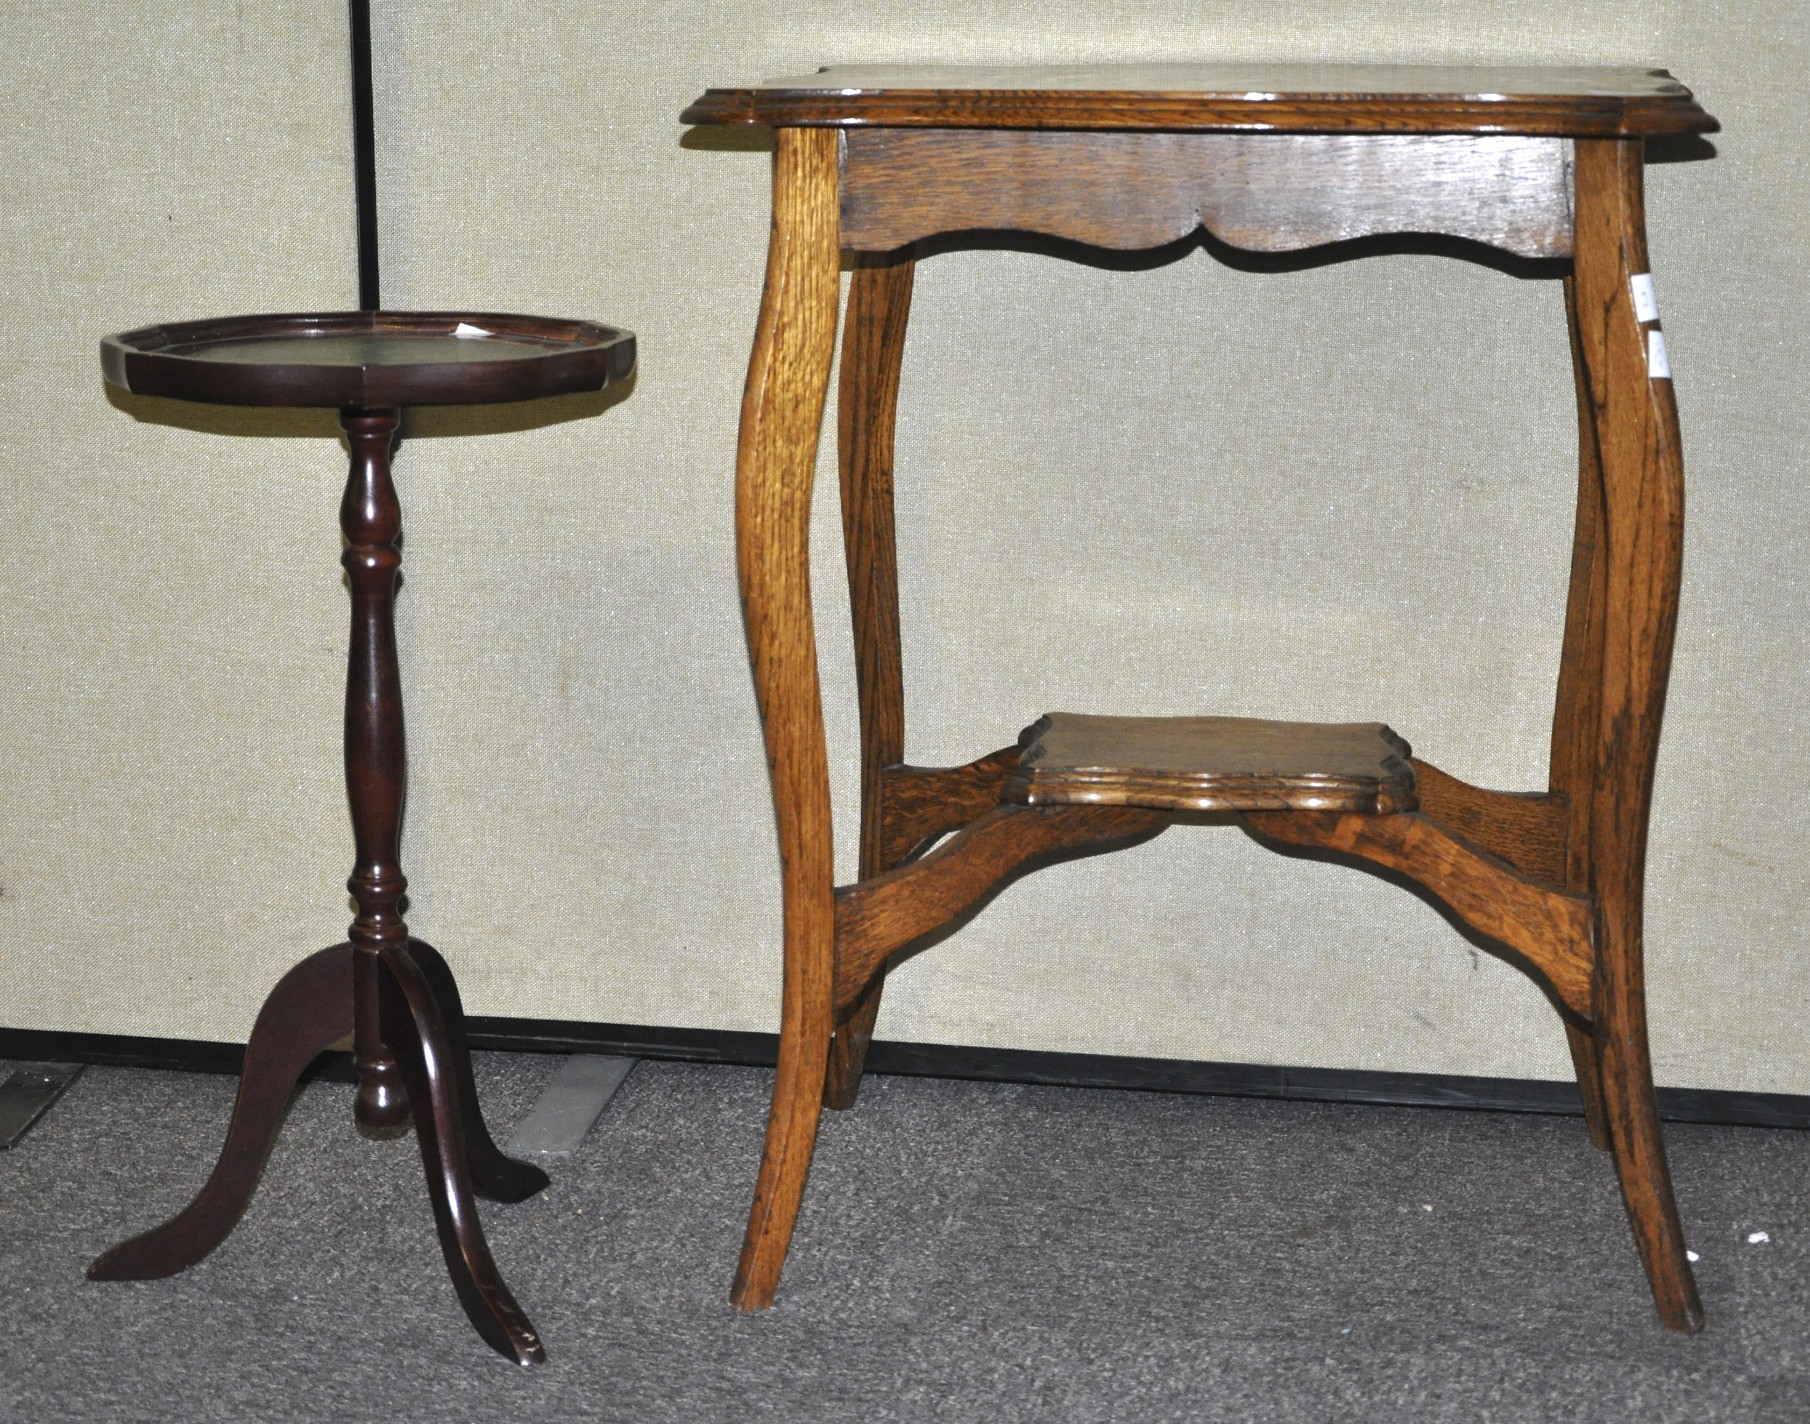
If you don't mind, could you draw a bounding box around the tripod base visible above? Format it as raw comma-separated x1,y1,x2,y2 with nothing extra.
88,940,550,1365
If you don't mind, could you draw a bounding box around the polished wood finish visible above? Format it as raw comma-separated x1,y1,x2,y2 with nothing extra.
87,946,357,1281
1565,137,1700,1332
1407,757,1570,885
824,257,917,1111
697,68,1712,1333
93,311,633,1362
729,126,844,1312
835,804,1169,1011
342,408,413,1133
1244,807,1595,1021
1006,714,1417,814
378,941,543,1364
683,64,1716,137
843,131,1576,258
101,310,633,408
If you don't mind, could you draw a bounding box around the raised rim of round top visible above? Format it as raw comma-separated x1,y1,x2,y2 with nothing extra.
100,310,637,409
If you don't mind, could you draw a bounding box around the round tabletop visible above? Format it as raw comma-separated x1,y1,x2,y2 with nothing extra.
101,311,635,409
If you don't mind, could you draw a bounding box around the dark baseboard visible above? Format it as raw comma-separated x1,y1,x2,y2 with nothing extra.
3,1019,1806,1130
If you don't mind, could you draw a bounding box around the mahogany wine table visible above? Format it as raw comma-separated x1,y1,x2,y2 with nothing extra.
682,66,1719,1330
90,310,635,1364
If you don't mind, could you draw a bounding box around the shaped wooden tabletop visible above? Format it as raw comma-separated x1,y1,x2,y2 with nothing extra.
682,63,1716,136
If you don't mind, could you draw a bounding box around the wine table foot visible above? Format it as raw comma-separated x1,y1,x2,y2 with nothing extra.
406,938,550,1205
380,944,546,1364
88,945,356,1281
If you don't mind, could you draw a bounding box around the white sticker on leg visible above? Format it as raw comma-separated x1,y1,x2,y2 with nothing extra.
1630,273,1660,323
1648,330,1670,379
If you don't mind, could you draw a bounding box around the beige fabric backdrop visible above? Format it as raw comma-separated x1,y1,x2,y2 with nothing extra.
4,3,1806,1093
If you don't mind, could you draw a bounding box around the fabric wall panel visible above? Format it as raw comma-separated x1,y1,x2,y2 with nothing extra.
0,2,358,1038
9,2,1807,1097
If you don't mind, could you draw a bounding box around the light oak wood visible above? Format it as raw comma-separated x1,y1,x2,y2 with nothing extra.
1243,808,1595,1020
684,63,1716,137
1555,268,1616,1152
1407,757,1569,885
834,805,1169,1012
1566,136,1700,1333
843,131,1575,257
1005,714,1416,814
875,746,1023,869
824,256,916,1111
730,125,844,1313
700,67,1711,1335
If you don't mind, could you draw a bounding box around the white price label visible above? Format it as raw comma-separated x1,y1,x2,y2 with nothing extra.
1647,330,1671,379
1630,273,1660,324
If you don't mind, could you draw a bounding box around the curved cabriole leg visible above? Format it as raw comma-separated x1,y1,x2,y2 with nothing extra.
88,945,355,1280
1555,270,1616,1154
826,252,918,1111
731,125,844,1311
1571,137,1701,1333
379,945,545,1365
406,938,550,1204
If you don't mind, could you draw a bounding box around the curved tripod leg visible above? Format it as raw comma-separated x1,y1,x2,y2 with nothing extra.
89,944,355,1281
379,943,545,1365
405,938,549,1204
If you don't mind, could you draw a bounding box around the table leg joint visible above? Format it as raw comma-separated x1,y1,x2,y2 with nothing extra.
1243,809,1596,1022
833,803,1170,1011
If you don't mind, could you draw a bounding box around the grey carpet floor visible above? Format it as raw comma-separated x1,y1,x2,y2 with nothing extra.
2,1055,1807,1422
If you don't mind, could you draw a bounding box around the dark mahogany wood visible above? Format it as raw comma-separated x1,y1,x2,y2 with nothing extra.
101,310,633,408
92,310,632,1362
694,69,1712,1333
342,407,413,1134
87,945,356,1281
407,938,550,1204
683,63,1716,137
379,943,544,1365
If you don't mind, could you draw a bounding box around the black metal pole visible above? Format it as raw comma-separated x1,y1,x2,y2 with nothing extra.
349,0,381,310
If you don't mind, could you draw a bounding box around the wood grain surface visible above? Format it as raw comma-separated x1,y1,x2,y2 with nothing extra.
833,804,1169,1011
730,126,844,1313
707,74,1709,1336
684,63,1716,137
1243,810,1595,1020
1565,137,1701,1333
1407,757,1569,885
843,131,1575,257
1005,713,1417,814
874,745,1023,869
824,256,917,1110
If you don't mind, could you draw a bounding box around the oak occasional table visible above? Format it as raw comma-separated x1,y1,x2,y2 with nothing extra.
682,65,1719,1331
89,310,635,1364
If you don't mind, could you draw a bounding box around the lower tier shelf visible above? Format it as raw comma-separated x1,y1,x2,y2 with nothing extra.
1000,712,1417,814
